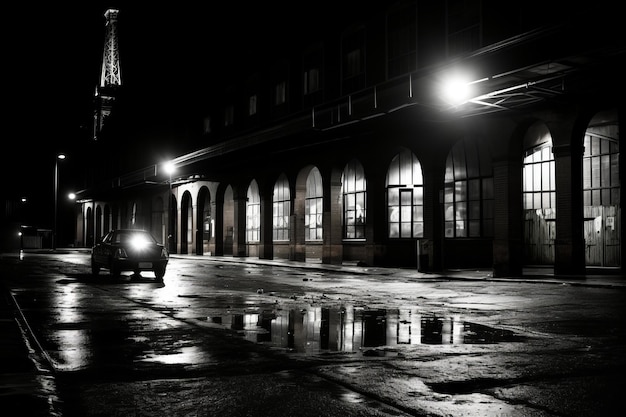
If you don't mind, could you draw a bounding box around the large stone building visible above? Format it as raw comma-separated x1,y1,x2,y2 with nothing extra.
74,1,624,277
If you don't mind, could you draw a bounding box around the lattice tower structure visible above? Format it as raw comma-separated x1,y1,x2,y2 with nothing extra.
94,9,121,141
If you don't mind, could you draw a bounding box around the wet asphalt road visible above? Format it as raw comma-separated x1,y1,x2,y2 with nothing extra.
1,251,625,416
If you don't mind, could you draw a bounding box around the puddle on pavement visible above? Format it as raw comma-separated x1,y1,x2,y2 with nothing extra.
207,307,524,354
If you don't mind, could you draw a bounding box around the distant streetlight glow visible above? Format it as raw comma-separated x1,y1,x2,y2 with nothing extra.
68,192,76,200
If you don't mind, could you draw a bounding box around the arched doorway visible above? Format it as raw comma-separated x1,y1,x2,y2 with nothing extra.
181,191,193,254
223,186,234,256
522,122,555,265
196,187,211,255
583,109,620,266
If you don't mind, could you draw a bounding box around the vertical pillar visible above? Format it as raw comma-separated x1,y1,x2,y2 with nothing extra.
365,173,386,266
322,174,343,264
232,189,247,257
214,193,224,256
290,180,306,262
552,142,586,275
492,158,523,276
423,164,444,272
259,183,274,259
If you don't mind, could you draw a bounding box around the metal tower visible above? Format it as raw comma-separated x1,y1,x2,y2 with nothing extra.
93,9,122,141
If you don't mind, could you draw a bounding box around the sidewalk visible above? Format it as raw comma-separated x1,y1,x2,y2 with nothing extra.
170,253,626,289
0,284,60,416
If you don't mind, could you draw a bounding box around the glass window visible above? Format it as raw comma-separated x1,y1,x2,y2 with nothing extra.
224,105,234,126
523,143,555,210
249,95,257,116
444,139,494,238
446,0,481,57
386,148,424,238
304,68,319,95
305,168,323,241
583,133,620,206
387,3,417,78
343,160,367,239
275,81,286,105
273,175,291,241
246,180,260,243
341,27,366,94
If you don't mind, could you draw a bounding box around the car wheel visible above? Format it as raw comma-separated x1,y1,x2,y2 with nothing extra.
154,266,166,281
91,261,100,276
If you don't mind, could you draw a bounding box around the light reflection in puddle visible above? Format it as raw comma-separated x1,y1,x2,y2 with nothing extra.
140,345,209,365
208,306,524,354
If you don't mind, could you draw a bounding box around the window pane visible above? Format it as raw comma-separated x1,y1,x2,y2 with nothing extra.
401,206,411,220
482,178,494,199
413,186,423,205
601,155,610,187
468,179,480,199
455,181,467,202
456,221,466,237
389,206,399,222
469,220,480,237
445,221,455,237
469,201,480,220
413,206,423,222
533,164,541,190
388,188,399,205
444,203,454,221
413,222,423,238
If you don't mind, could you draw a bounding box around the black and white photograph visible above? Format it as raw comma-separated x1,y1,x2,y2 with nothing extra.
1,1,624,416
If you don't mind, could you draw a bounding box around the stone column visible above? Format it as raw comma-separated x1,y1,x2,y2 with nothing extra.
322,173,344,264
492,158,523,277
552,142,586,275
258,182,274,260
232,188,248,257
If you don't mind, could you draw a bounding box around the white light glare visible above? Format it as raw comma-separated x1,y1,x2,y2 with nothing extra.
441,76,472,106
130,234,150,250
163,161,176,175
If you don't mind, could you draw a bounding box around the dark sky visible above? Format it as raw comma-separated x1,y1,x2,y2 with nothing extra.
4,2,361,204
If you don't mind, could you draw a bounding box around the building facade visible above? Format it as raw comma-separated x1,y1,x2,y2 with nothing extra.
75,1,624,276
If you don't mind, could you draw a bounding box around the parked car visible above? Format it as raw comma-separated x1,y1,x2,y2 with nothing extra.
91,229,169,280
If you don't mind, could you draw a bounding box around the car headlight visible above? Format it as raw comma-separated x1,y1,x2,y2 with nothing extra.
130,235,150,251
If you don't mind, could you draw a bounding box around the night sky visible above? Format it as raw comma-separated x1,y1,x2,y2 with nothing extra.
4,2,362,205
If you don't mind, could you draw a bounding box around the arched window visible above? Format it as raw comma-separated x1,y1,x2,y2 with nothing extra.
386,148,424,238
342,160,367,239
246,180,260,242
305,168,323,241
444,139,494,238
522,125,555,265
273,174,291,241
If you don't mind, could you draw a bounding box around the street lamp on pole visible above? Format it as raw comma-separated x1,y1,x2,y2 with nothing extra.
163,161,176,253
53,153,66,250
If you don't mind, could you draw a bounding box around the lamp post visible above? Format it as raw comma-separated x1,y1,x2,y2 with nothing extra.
164,161,176,253
53,153,66,250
